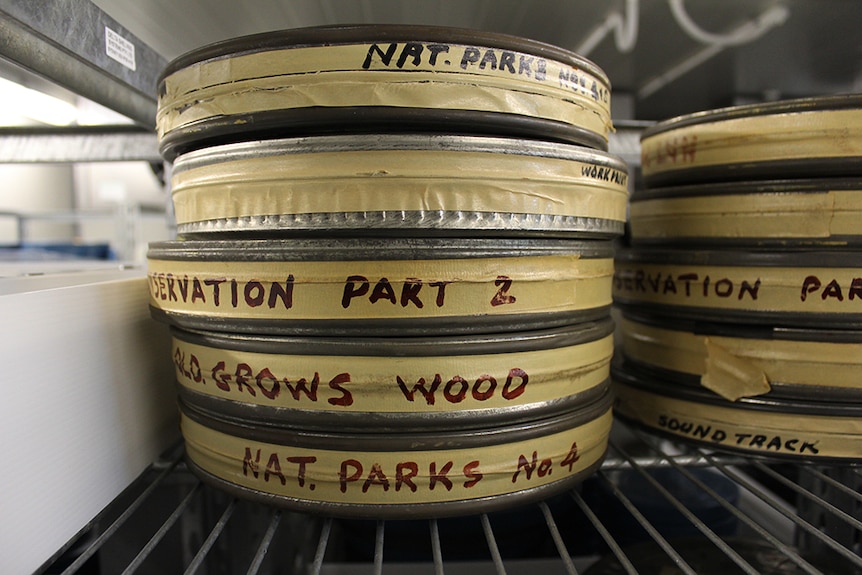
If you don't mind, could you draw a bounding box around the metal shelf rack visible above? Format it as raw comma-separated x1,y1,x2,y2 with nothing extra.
37,420,862,575
0,0,165,129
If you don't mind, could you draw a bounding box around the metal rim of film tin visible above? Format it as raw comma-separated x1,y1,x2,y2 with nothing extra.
613,246,862,329
157,24,613,160
172,318,614,431
618,310,862,402
640,94,862,187
611,359,862,463
628,177,862,247
179,389,613,519
171,134,629,238
147,237,615,336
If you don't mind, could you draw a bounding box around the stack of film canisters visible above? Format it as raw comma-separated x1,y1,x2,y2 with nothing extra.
613,94,862,462
147,25,630,518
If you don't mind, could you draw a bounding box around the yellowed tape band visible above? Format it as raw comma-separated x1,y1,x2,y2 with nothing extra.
173,334,612,413
621,317,862,396
641,109,862,178
613,261,862,315
613,382,862,459
171,150,629,226
158,42,611,139
630,191,862,241
149,255,613,321
181,408,612,504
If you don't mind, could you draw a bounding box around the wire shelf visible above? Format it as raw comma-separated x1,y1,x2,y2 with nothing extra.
39,420,862,575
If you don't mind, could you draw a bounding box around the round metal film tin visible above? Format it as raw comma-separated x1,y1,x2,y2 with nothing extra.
640,94,862,187
619,311,862,401
628,178,862,247
148,237,615,336
172,318,613,431
612,359,862,463
171,134,629,238
157,25,613,160
613,246,862,328
179,390,613,518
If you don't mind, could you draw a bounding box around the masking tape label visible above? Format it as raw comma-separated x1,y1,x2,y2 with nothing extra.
173,335,612,413
620,316,862,391
641,109,862,177
149,255,613,320
630,191,862,240
171,150,629,225
620,317,709,376
614,383,862,459
613,261,862,315
158,42,611,138
181,408,612,504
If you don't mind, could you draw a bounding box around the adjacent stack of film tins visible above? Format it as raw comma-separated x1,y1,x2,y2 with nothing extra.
147,25,630,518
613,94,862,462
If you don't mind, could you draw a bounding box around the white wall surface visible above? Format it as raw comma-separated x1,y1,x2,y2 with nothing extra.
0,163,74,244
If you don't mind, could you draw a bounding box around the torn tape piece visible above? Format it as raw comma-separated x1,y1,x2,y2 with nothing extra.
701,337,771,401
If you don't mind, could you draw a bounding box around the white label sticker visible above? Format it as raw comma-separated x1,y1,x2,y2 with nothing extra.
105,26,136,71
